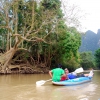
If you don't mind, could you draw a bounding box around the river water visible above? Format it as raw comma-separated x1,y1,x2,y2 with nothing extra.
0,71,100,100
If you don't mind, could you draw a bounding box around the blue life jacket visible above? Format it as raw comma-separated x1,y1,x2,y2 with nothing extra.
68,73,76,79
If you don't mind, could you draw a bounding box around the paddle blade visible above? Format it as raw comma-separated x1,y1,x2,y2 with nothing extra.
88,70,94,77
74,67,84,73
36,80,46,86
36,79,52,86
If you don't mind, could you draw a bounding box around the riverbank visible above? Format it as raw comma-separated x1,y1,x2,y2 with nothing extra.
0,64,50,74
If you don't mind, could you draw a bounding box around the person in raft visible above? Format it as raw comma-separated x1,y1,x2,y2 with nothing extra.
49,64,67,82
64,68,77,79
64,68,94,79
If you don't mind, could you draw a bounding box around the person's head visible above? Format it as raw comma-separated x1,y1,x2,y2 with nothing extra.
58,64,62,68
64,68,69,74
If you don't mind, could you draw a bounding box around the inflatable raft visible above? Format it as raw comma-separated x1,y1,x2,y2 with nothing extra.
52,77,92,86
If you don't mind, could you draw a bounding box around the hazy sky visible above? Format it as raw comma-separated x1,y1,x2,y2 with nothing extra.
63,0,100,33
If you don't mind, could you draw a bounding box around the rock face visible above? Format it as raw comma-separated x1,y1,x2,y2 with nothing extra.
79,29,100,53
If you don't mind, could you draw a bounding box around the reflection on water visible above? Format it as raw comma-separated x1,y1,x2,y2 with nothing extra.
0,71,100,100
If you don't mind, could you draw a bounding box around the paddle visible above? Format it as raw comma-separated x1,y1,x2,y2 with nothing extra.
36,79,52,86
36,67,84,86
74,67,84,73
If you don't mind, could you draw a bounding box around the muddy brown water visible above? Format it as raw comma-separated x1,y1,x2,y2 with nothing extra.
0,71,100,100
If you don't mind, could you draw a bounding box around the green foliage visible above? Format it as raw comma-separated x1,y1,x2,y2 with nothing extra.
80,51,96,69
50,22,81,69
42,0,61,9
63,57,80,71
94,48,100,69
0,0,83,70
0,29,7,50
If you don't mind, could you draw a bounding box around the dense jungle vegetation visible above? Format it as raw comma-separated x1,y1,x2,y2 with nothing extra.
0,0,99,74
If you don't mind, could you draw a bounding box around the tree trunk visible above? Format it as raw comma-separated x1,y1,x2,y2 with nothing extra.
0,47,17,73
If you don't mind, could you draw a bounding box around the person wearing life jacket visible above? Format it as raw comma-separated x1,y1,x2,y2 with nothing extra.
64,68,77,79
64,68,94,79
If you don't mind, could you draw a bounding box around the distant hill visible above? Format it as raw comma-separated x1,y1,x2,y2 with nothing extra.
79,29,100,53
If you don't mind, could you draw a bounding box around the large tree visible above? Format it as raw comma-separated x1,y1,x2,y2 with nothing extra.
0,0,83,73
0,0,64,73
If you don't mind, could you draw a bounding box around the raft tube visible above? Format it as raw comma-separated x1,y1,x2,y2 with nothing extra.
52,77,92,86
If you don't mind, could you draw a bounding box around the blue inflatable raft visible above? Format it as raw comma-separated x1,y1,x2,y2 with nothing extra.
52,77,92,86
